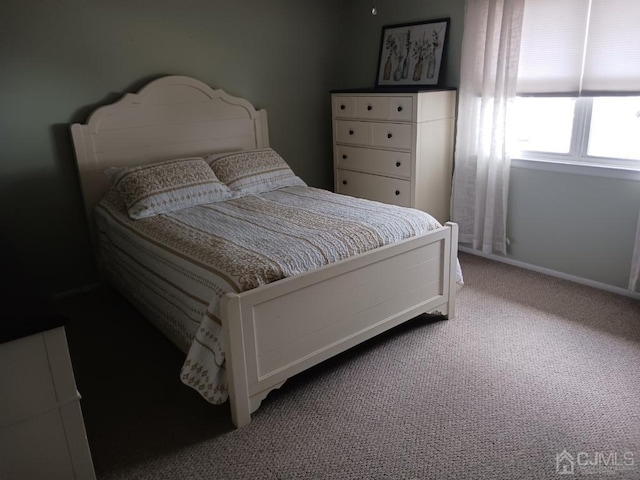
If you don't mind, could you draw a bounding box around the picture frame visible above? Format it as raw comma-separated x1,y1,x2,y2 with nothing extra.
375,18,449,88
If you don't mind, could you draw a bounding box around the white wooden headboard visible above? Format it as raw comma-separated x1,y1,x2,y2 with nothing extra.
70,75,269,236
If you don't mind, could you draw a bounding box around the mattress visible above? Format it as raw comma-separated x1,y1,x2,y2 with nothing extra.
95,185,459,403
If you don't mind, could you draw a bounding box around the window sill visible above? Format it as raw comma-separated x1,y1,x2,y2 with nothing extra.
511,157,640,181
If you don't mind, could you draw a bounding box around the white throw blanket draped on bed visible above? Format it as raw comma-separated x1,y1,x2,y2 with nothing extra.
95,185,460,404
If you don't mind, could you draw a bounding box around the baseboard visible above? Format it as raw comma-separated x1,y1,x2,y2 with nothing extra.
459,246,640,301
54,252,640,303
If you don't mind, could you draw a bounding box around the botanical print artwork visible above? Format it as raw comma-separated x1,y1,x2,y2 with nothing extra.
377,19,449,87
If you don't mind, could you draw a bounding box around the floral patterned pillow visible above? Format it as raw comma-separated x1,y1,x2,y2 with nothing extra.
205,148,306,196
106,157,232,219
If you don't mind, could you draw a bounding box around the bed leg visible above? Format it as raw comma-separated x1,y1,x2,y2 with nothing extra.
445,222,459,320
221,295,252,428
230,397,251,428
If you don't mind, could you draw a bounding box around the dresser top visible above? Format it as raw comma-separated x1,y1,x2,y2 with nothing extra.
331,87,457,94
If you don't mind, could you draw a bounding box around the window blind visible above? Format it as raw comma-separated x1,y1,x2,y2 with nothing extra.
517,0,640,95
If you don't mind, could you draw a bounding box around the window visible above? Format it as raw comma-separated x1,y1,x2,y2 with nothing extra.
512,97,575,155
512,0,640,169
512,96,640,168
588,97,640,162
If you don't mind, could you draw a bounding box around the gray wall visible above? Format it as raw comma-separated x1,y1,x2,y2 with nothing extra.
2,0,637,294
0,0,346,293
337,0,464,90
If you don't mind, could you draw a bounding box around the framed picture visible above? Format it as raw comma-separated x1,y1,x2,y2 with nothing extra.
376,18,449,88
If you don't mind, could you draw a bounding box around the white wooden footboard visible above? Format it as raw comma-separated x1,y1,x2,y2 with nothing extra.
222,222,458,428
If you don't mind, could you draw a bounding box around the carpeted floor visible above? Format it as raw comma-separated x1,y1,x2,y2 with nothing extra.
59,252,640,479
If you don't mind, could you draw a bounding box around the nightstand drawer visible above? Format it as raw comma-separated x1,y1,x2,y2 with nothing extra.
336,169,411,207
336,145,411,178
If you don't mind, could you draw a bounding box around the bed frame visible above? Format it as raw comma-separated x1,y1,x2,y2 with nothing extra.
70,75,458,428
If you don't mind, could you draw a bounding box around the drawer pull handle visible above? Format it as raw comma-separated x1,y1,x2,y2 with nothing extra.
349,130,354,135
367,105,373,111
397,106,403,112
395,161,401,167
395,190,400,196
387,133,393,139
340,105,346,110
342,180,348,185
342,154,347,160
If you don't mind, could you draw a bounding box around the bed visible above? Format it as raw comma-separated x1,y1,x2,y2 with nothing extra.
70,75,461,428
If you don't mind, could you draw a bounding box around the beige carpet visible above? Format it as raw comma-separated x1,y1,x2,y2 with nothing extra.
60,252,640,479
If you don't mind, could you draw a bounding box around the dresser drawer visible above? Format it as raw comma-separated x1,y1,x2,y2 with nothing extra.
354,96,413,121
336,145,411,178
335,120,370,145
371,123,412,149
333,96,355,118
335,120,412,150
336,169,411,207
333,95,414,122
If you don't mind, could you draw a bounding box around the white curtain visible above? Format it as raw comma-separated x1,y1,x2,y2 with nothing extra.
451,0,525,255
630,212,640,292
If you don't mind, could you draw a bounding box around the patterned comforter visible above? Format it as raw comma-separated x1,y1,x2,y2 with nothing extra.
95,185,455,404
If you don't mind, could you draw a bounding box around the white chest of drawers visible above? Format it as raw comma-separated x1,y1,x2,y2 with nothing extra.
0,327,96,480
331,90,456,224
